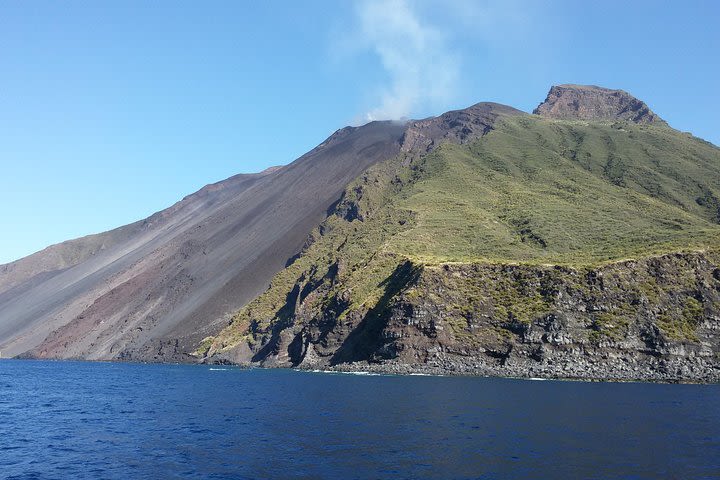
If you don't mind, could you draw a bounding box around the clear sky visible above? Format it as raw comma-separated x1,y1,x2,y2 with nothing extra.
1,0,718,264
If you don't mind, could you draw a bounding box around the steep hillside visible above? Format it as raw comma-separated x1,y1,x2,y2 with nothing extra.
0,121,407,360
203,86,720,382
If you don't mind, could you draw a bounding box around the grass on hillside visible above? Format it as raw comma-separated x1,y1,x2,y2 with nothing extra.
205,113,720,353
387,115,720,265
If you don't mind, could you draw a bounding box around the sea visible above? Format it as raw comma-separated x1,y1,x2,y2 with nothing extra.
0,359,718,479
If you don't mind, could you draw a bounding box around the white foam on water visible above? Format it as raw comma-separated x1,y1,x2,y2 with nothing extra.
301,369,387,376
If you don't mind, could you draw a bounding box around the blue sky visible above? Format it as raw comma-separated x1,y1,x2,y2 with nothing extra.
1,0,718,264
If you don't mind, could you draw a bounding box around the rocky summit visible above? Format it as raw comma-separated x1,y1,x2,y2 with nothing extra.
2,85,720,383
533,84,667,125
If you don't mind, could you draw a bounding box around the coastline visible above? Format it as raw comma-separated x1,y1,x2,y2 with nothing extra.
296,358,720,384
6,352,718,384
213,352,720,384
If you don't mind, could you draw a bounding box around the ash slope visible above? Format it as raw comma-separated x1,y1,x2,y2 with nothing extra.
204,85,720,382
0,121,407,360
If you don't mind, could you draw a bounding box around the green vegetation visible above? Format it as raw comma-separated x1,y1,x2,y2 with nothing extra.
388,116,720,264
204,152,419,353
589,312,632,343
205,113,720,354
658,297,704,341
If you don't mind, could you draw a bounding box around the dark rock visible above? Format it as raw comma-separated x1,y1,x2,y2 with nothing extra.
231,250,720,383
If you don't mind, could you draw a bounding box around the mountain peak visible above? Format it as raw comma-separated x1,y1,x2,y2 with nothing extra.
533,84,667,125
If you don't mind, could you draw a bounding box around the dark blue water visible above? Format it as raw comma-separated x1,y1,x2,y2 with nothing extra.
0,360,718,479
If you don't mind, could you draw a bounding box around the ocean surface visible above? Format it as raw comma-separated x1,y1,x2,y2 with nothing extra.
0,360,718,479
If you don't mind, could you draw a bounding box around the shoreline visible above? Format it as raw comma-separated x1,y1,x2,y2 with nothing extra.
292,360,719,385
5,354,719,385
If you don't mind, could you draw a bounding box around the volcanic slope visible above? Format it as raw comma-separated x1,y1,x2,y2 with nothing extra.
0,120,407,360
204,86,720,381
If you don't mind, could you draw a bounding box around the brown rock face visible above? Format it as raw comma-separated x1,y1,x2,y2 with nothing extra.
217,251,720,383
401,102,524,154
534,84,667,125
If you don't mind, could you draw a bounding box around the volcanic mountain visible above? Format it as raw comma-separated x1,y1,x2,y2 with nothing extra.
0,121,406,359
2,85,720,382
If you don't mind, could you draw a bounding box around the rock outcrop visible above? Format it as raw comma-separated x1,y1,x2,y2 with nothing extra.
401,102,524,154
534,84,667,125
210,251,720,383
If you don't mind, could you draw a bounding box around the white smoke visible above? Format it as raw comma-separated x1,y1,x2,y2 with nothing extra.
353,0,460,122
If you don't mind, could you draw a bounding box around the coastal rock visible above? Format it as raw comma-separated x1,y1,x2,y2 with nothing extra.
210,250,720,383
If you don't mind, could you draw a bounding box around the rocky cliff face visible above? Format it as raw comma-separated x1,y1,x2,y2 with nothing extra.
534,84,667,125
210,251,720,383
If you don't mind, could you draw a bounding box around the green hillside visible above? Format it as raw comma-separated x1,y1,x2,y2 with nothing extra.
391,115,720,264
203,112,720,357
